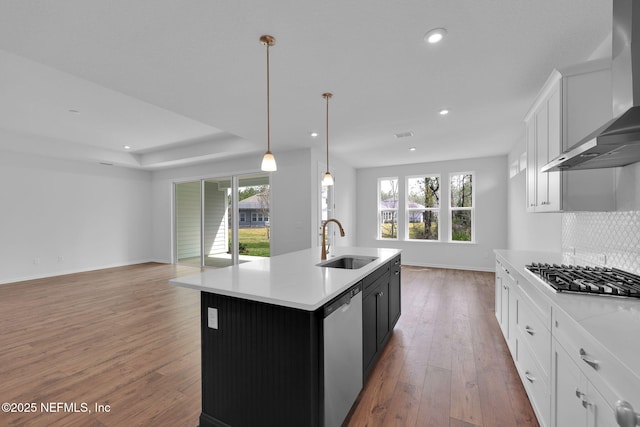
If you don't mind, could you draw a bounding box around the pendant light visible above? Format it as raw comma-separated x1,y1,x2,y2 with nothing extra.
321,92,334,186
260,35,277,171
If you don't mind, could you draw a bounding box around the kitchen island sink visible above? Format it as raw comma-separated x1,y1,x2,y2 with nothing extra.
170,247,401,427
317,255,378,269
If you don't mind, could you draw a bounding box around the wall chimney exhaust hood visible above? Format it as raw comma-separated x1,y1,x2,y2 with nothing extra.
542,0,640,172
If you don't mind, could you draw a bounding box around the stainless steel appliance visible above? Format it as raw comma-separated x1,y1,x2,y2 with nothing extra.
323,282,363,427
526,263,640,298
543,0,640,172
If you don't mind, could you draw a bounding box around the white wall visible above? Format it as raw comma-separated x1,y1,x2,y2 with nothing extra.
0,144,355,284
507,138,562,252
0,151,152,284
356,156,508,271
150,148,358,262
330,155,357,248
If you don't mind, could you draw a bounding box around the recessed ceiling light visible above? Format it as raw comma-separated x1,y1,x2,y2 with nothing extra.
424,28,447,44
439,109,450,116
310,132,319,138
409,147,417,151
123,145,131,150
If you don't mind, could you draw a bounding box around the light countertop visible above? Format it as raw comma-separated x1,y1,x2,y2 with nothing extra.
170,246,401,311
494,249,640,387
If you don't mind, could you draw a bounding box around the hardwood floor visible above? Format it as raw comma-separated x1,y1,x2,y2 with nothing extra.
0,263,538,427
346,266,539,427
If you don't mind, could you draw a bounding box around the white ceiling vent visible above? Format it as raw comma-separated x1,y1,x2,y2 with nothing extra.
394,131,414,139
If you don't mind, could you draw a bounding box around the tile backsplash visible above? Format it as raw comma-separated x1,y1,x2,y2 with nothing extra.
562,211,640,274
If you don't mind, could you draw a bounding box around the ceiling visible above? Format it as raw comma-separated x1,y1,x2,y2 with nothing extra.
0,0,613,170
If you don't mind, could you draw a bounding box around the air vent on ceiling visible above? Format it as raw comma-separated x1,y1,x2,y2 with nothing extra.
394,131,414,139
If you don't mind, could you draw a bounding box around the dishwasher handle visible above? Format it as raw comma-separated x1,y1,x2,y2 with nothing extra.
323,283,362,318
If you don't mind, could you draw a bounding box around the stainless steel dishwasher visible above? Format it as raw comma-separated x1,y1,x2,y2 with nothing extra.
323,282,363,427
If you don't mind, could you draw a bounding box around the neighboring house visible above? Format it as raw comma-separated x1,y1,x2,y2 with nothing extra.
380,198,425,222
236,193,270,228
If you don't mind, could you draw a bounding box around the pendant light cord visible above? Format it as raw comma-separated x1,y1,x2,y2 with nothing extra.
325,94,329,170
266,43,271,153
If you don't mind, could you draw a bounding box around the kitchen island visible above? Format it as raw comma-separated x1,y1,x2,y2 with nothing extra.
170,246,402,427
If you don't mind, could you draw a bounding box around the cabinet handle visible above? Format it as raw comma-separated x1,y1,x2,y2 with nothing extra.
377,291,384,298
394,260,400,265
525,325,535,336
575,388,592,409
615,400,640,427
524,371,535,383
394,271,400,276
579,348,600,370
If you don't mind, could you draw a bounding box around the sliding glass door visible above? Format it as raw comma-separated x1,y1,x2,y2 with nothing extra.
203,177,233,268
174,173,270,268
175,181,202,266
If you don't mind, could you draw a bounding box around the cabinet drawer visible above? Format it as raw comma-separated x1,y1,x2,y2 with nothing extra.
517,273,552,327
363,263,389,291
390,255,401,272
516,337,551,427
553,307,640,413
517,297,551,382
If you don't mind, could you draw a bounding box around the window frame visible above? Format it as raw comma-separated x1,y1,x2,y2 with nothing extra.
377,177,399,240
405,174,441,242
448,171,475,243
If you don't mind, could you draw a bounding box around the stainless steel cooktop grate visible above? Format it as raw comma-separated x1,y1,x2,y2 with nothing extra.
526,263,640,299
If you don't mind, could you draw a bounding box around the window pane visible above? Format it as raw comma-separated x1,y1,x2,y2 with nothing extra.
238,175,271,258
379,178,399,208
451,210,472,241
204,178,233,268
380,210,398,239
175,181,202,266
450,174,473,208
408,210,438,240
408,176,439,208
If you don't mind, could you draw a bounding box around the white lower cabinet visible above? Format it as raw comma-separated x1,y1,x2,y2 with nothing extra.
517,336,551,427
496,256,550,425
495,254,640,427
552,339,613,427
495,259,517,354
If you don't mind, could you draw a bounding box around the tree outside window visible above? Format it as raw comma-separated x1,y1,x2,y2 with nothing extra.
450,172,474,242
378,178,398,239
407,175,440,240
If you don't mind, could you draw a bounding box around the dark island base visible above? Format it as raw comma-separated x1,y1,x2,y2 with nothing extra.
199,291,322,427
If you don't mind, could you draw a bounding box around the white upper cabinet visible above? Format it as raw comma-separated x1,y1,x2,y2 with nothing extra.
525,59,617,212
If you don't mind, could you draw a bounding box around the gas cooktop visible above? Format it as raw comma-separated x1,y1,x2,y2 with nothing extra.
526,263,640,299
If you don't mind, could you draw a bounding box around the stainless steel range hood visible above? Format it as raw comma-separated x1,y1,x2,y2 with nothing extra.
542,0,640,172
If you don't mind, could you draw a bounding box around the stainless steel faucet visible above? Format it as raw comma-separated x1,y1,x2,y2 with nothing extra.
321,219,345,260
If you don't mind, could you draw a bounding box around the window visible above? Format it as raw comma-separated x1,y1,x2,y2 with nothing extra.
450,172,474,242
406,175,440,241
378,177,399,239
